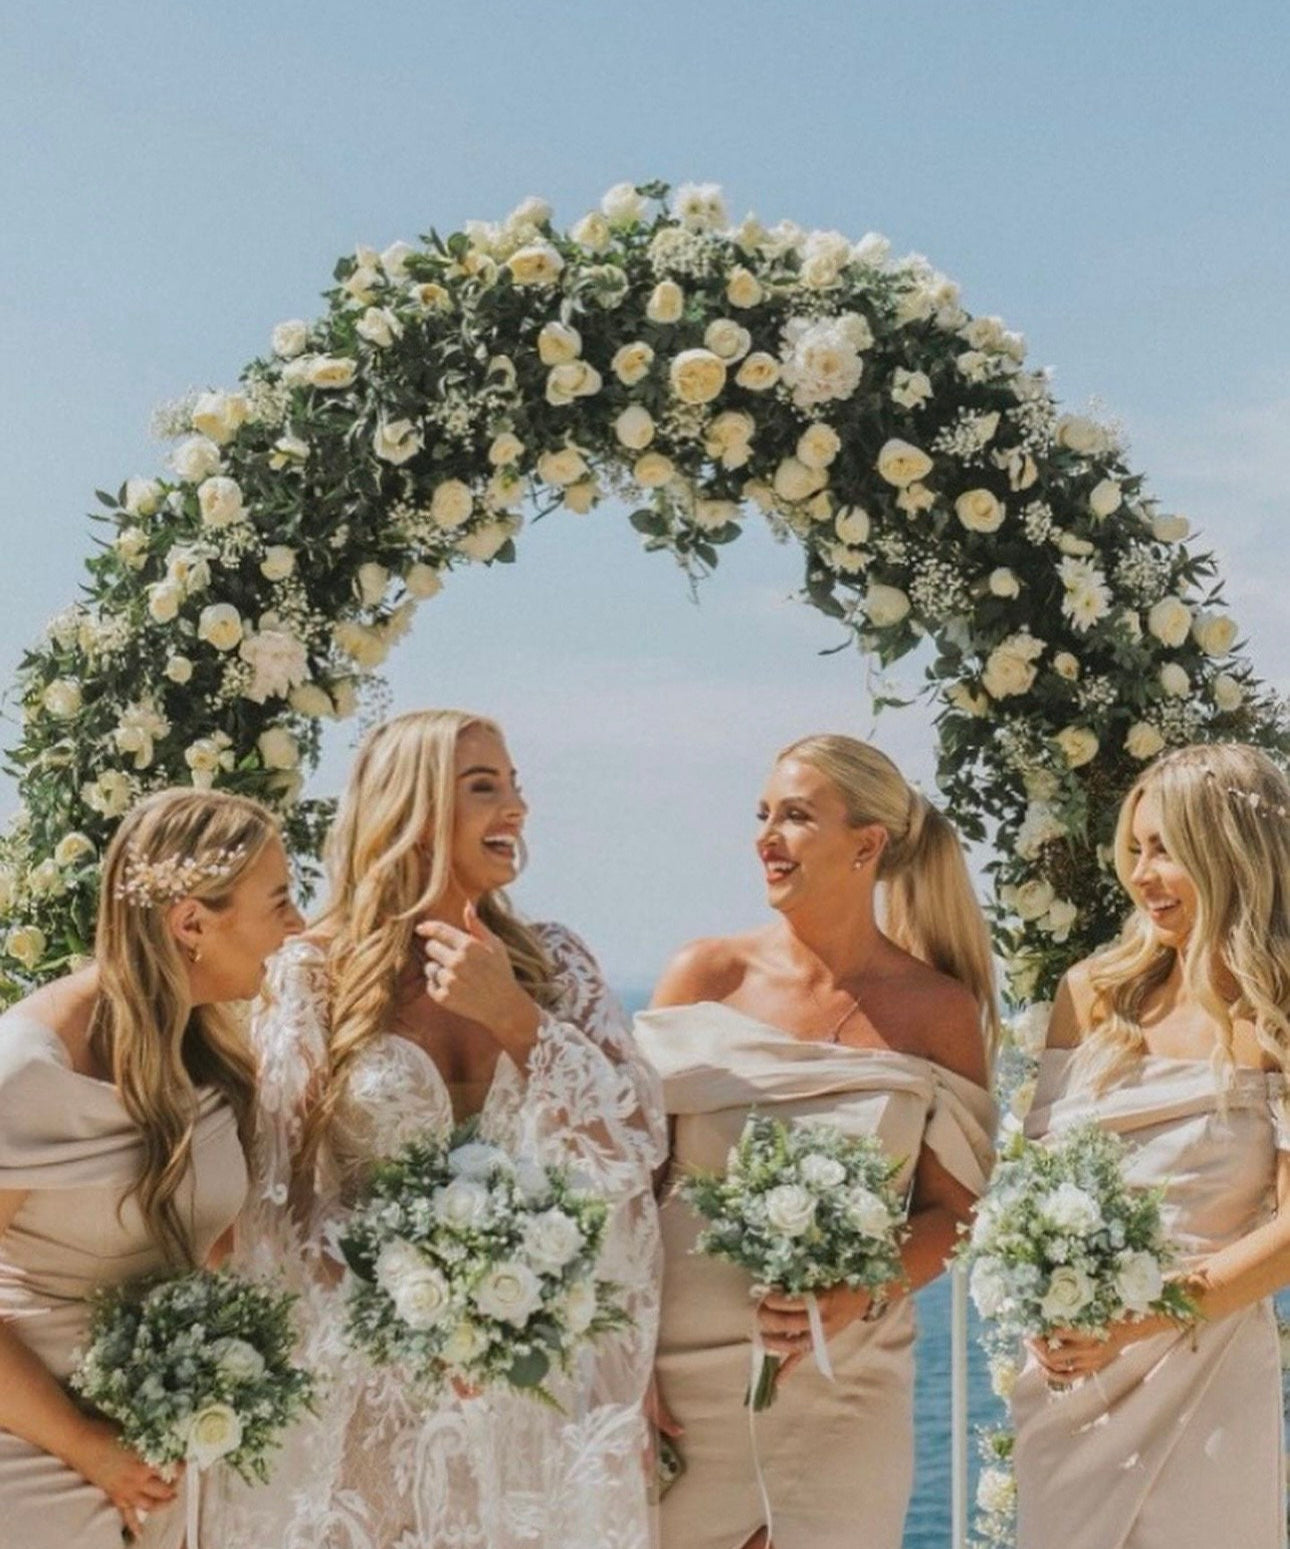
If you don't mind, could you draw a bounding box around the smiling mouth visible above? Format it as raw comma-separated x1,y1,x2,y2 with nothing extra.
482,835,519,859
763,859,797,882
1143,898,1181,922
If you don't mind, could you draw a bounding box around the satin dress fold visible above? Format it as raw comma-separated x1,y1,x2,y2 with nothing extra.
635,1002,995,1549
1012,1050,1288,1549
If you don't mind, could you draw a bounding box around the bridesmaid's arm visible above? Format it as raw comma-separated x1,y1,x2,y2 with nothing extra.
0,1191,178,1537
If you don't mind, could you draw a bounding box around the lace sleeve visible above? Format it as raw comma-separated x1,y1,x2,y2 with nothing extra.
483,921,667,1196
232,940,331,1285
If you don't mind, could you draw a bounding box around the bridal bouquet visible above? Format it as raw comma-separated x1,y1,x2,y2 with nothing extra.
680,1114,908,1408
339,1130,628,1404
70,1269,315,1482
960,1120,1197,1354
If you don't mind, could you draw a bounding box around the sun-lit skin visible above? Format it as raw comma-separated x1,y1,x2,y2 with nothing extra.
431,724,529,918
173,836,304,1003
755,757,886,923
1125,787,1198,951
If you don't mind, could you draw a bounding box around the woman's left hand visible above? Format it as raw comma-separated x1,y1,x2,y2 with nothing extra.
1030,1313,1172,1385
416,904,540,1052
755,1285,871,1379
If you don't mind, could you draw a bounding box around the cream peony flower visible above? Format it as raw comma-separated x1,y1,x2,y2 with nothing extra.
601,181,644,227
955,488,1005,534
779,314,868,407
570,211,610,251
834,506,871,546
669,348,727,404
1125,722,1165,760
876,439,934,488
1055,726,1099,767
773,457,827,504
646,280,685,324
197,603,244,652
544,360,602,407
487,431,524,466
1055,415,1111,456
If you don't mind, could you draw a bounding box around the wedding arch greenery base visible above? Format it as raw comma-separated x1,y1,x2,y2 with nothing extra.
2,179,1284,1006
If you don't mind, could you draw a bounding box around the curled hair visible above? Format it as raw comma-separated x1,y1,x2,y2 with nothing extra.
778,734,999,1053
296,709,554,1185
1077,743,1290,1091
91,788,275,1267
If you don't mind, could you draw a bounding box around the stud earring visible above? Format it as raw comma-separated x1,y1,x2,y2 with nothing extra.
186,944,202,965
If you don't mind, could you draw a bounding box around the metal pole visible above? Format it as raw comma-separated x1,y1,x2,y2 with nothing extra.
951,1264,970,1549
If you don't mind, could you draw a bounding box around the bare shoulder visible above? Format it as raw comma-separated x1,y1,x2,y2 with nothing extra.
649,932,757,1009
878,955,988,1086
4,971,97,1067
1046,959,1098,1050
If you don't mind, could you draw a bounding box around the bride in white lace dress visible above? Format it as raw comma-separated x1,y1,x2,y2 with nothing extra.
210,709,665,1549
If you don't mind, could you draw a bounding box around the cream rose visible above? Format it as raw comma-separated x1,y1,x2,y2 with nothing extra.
1159,662,1189,697
834,506,871,546
473,1262,543,1327
1055,726,1099,767
876,438,934,488
704,318,752,361
356,307,401,348
726,267,763,307
1146,596,1192,648
373,419,424,466
1088,478,1122,519
955,488,1005,533
988,567,1021,598
633,451,673,488
982,634,1044,699
537,321,582,365
521,1208,584,1273
5,925,46,971
185,1404,243,1470
197,603,243,652
258,727,300,770
197,476,247,529
1053,652,1080,680
1151,512,1190,543
844,1185,893,1238
1055,415,1111,456
611,340,654,385
271,318,309,358
562,479,600,515
614,405,655,451
536,448,589,487
404,563,443,599
42,679,82,718
1115,1251,1164,1314
735,352,780,391
507,243,564,286
544,360,602,406
260,545,297,582
457,521,516,561
172,435,222,483
797,422,842,470
123,477,162,517
890,368,932,410
646,280,684,324
764,1183,817,1237
864,582,911,628
669,348,727,404
305,355,358,389
600,181,644,227
570,211,610,251
54,832,94,868
431,479,474,528
1192,610,1238,656
191,390,249,445
773,457,828,503
289,683,335,717
1125,722,1165,760
487,432,524,466
1212,672,1243,711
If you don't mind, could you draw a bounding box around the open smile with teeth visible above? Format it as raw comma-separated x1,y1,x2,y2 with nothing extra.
483,835,519,859
1144,898,1181,921
763,858,797,881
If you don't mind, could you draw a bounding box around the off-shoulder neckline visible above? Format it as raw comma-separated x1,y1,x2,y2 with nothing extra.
1037,1045,1280,1077
638,999,989,1092
0,1010,221,1099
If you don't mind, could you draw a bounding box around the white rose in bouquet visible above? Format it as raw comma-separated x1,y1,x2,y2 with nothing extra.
969,1261,1010,1319
537,321,581,365
172,435,222,483
392,1264,454,1330
191,390,250,445
633,451,673,488
798,1154,846,1190
1040,1265,1095,1323
212,1338,266,1384
473,1262,543,1327
1055,726,1099,768
601,181,644,227
1088,479,1122,519
123,477,162,517
614,406,655,450
434,1178,493,1230
197,603,244,652
184,1403,243,1470
448,1141,510,1179
1115,1250,1165,1313
197,474,247,530
441,1321,490,1367
1212,673,1243,711
1147,596,1192,647
1040,1183,1102,1235
763,1184,817,1238
704,318,752,361
844,1186,893,1238
522,1209,585,1273
374,419,424,465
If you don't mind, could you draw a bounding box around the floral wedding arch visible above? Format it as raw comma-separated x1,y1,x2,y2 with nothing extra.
1,179,1282,1005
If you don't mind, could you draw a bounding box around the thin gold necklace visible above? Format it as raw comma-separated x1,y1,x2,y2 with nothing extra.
822,994,862,1045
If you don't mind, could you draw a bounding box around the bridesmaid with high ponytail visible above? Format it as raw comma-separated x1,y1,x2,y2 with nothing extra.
635,734,998,1549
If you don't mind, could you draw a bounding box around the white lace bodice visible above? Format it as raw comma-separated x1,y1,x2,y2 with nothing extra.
215,921,665,1549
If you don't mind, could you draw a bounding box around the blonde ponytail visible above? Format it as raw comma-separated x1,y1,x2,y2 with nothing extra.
780,735,999,1055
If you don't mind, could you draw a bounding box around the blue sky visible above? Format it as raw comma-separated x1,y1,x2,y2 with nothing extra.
2,0,1287,986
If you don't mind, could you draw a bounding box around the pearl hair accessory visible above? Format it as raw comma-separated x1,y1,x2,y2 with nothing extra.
1222,786,1289,820
114,844,246,908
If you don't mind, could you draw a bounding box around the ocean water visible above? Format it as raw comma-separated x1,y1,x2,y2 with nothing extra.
622,988,1001,1546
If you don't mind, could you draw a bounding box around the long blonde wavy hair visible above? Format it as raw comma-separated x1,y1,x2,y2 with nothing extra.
780,734,1000,1054
1076,743,1290,1091
90,788,275,1267
295,709,555,1184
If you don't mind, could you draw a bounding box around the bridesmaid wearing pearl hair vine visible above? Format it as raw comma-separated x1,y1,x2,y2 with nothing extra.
0,788,301,1549
1012,742,1290,1549
635,734,997,1549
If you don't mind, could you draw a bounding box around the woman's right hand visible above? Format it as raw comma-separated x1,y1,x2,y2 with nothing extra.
69,1416,179,1540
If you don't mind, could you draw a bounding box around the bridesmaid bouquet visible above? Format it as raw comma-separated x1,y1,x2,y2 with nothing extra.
339,1129,629,1405
680,1114,908,1408
70,1268,315,1482
959,1121,1197,1362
